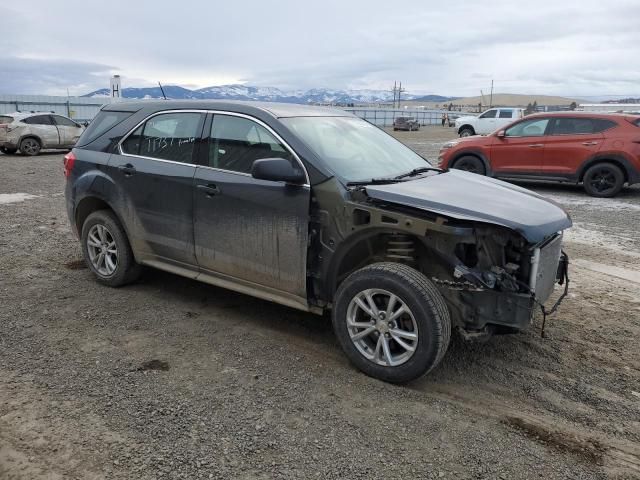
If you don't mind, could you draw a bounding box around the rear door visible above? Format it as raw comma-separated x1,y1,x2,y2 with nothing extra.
51,115,83,147
496,109,517,130
490,117,551,174
110,111,205,266
193,112,310,300
23,115,60,147
541,117,609,176
476,109,498,134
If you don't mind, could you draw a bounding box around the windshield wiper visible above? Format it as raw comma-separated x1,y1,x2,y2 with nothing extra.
346,178,404,186
394,166,443,180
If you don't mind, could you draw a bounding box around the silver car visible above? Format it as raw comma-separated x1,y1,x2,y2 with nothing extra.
0,112,84,156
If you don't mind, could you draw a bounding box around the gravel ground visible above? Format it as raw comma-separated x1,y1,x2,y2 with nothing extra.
1,131,639,479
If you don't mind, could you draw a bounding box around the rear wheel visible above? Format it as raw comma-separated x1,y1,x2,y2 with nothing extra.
19,137,41,156
332,263,451,383
452,155,486,175
459,127,475,137
0,146,17,154
583,162,624,197
81,210,141,287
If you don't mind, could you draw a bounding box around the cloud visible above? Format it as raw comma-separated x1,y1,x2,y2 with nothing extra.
1,0,639,97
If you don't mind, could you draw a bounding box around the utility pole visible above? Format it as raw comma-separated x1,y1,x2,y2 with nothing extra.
397,81,405,109
392,81,397,109
489,79,494,108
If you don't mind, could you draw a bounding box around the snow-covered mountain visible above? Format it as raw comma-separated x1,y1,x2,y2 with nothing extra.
84,84,456,104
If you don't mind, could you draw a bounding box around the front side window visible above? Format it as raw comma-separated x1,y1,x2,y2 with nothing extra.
52,115,78,127
282,116,428,182
499,110,513,118
505,118,549,137
479,109,497,119
207,115,294,174
121,112,202,163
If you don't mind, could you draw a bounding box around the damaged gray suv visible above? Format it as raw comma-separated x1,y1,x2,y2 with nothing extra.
65,101,571,383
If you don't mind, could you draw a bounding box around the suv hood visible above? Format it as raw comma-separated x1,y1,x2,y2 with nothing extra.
364,170,571,243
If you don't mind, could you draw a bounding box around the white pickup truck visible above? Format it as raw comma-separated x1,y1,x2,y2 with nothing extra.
454,108,524,137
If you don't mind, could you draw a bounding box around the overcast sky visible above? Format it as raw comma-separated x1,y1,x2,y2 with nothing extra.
1,0,638,98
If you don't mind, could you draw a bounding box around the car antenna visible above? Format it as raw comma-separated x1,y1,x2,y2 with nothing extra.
158,82,167,100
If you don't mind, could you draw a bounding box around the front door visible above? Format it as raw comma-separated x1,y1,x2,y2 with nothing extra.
490,117,551,175
193,113,310,299
477,109,498,134
542,117,606,176
109,111,205,266
52,115,83,147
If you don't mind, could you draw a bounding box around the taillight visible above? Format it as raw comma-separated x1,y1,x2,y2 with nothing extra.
63,151,76,177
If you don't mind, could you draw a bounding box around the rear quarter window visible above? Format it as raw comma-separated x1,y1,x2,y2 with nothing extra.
593,119,617,132
633,118,640,127
77,110,133,146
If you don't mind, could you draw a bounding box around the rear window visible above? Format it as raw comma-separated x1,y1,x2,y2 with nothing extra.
77,110,133,146
499,110,513,118
0,116,14,124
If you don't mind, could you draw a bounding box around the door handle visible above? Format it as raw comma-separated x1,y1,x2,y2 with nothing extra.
117,164,136,176
528,144,544,148
582,141,599,146
197,184,220,197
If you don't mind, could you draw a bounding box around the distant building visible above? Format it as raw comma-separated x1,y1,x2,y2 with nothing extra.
578,104,640,113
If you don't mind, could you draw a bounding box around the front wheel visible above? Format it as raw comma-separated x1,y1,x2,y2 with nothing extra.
459,127,474,137
332,263,451,383
452,155,486,175
81,210,141,287
0,146,17,154
583,162,624,197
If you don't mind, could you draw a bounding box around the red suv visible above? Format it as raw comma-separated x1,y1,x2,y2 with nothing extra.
437,112,640,197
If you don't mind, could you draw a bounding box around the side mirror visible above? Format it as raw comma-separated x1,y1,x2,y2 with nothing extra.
251,158,305,184
496,130,506,138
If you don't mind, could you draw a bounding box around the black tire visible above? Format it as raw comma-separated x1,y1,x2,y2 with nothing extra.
0,146,17,154
393,127,398,131
332,262,451,383
459,127,474,137
19,137,41,156
452,155,486,175
582,162,625,198
81,210,141,287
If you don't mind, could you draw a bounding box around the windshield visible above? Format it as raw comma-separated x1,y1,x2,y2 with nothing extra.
281,116,429,182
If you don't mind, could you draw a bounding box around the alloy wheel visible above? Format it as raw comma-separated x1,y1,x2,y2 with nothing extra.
86,224,118,276
346,288,418,367
589,168,617,194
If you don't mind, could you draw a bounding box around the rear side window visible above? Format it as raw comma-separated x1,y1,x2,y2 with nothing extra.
552,118,617,135
121,112,202,163
207,114,293,174
0,116,13,124
23,115,53,125
634,119,640,127
499,110,513,118
78,110,133,146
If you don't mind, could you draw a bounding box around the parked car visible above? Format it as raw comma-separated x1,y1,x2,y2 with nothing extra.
0,112,84,156
65,101,570,383
439,112,640,197
454,108,524,137
393,116,420,131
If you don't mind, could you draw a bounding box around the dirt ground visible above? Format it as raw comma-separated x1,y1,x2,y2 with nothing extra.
1,128,639,479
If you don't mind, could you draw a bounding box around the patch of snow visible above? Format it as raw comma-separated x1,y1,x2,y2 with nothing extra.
572,259,640,284
0,193,39,204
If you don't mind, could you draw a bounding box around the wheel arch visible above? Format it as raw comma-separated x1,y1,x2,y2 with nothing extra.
18,134,43,149
577,154,636,184
74,195,131,243
325,227,441,299
450,150,492,176
457,124,475,135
